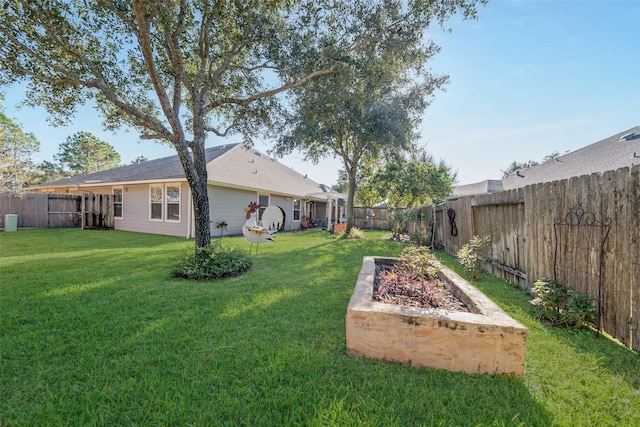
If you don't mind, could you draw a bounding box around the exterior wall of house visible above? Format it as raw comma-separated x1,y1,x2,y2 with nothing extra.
208,186,311,235
316,201,328,227
34,178,338,238
269,195,299,231
208,185,256,236
115,182,190,238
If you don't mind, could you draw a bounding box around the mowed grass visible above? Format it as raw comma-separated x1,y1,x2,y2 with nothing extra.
1,229,638,426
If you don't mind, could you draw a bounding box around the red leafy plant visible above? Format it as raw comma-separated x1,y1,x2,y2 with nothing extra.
374,246,469,312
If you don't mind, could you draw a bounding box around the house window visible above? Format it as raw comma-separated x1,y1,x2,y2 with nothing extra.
293,199,301,221
150,183,181,222
258,194,269,221
113,187,123,219
150,185,163,220
166,184,180,222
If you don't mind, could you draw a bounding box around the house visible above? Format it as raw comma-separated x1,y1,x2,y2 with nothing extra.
451,180,503,199
451,126,640,197
29,143,347,238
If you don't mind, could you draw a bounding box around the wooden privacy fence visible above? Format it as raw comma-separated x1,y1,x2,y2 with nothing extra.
417,165,639,352
80,193,114,229
0,192,114,230
352,207,391,230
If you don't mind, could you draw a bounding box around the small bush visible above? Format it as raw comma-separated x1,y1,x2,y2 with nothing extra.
456,235,491,281
410,228,432,247
389,208,420,238
530,278,597,329
398,245,441,282
172,244,252,280
346,227,366,240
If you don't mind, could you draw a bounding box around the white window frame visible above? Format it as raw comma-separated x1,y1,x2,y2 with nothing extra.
149,183,181,222
113,186,123,219
149,184,164,221
258,194,269,221
293,199,301,222
165,183,181,222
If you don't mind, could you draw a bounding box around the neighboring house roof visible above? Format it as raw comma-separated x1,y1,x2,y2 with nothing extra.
30,143,337,199
451,126,640,197
501,126,640,190
451,180,503,198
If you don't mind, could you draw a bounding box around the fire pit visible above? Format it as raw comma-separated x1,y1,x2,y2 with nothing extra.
346,257,528,377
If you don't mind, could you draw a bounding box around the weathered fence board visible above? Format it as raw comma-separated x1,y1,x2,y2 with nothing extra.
0,192,113,230
423,165,639,352
0,192,48,228
47,194,82,228
352,207,391,230
631,166,640,351
81,193,113,229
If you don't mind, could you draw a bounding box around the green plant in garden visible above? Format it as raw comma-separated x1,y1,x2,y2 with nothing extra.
389,207,420,238
398,245,441,283
456,235,491,281
332,227,366,240
172,243,252,280
530,278,597,329
410,227,432,247
345,227,366,240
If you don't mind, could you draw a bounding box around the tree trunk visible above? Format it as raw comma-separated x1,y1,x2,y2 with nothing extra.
173,135,211,249
191,178,211,248
346,164,358,232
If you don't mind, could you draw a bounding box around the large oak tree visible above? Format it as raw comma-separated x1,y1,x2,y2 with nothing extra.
272,3,482,232
0,0,483,247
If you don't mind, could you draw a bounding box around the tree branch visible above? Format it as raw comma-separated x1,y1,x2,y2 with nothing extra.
205,64,339,112
204,119,238,137
132,0,185,145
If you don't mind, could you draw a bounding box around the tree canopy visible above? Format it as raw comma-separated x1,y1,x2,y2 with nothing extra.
0,104,40,191
271,2,480,231
361,149,457,209
271,30,444,230
501,151,562,178
1,0,485,247
55,131,121,176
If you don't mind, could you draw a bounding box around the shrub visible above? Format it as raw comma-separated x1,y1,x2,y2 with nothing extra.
346,227,366,240
172,244,252,280
530,278,597,329
389,208,420,238
400,245,441,282
456,235,491,281
330,228,345,239
410,228,431,247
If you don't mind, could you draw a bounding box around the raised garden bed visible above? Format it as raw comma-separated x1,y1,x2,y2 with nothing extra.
346,257,528,377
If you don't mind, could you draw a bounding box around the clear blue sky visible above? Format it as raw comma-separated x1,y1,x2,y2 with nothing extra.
2,0,639,186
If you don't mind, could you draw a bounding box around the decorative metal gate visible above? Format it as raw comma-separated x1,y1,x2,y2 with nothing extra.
553,208,612,334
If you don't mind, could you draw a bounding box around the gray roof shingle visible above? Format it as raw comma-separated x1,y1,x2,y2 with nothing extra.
451,126,640,198
31,143,238,187
31,143,334,198
501,126,640,190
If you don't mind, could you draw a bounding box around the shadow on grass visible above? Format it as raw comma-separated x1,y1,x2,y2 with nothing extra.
434,250,640,424
1,230,552,425
182,237,553,425
440,251,640,386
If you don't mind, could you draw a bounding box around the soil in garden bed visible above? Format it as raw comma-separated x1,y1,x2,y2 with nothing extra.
374,262,469,312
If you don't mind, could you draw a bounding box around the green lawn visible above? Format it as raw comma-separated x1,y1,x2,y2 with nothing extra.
1,229,638,426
